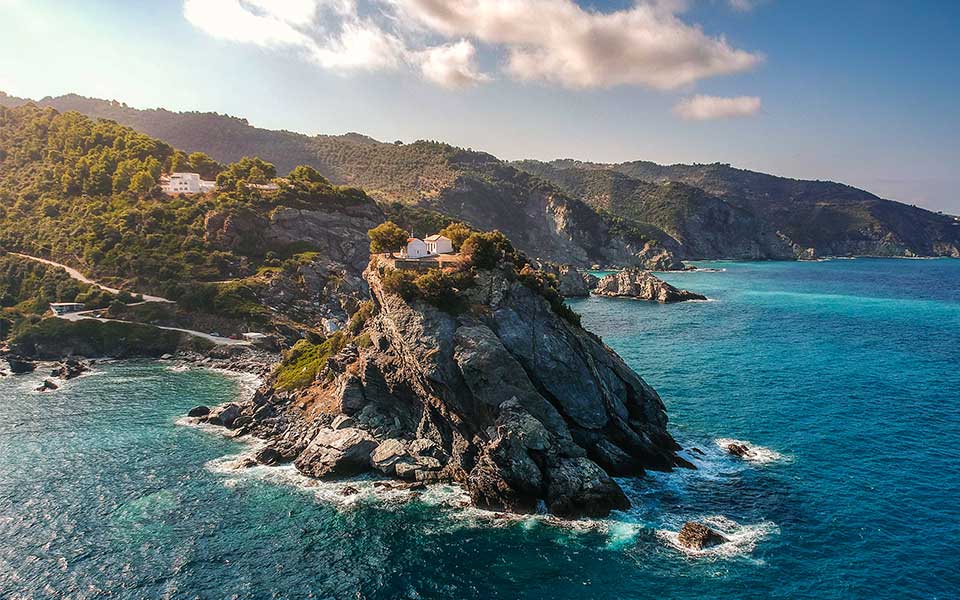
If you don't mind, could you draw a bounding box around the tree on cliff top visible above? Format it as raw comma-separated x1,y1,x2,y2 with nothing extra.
368,221,408,254
438,222,473,251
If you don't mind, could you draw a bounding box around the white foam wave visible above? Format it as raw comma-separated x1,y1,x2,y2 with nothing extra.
656,515,778,560
714,438,789,465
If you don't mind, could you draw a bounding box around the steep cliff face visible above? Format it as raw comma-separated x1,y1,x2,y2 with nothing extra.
431,167,678,268
204,198,384,274
207,257,685,517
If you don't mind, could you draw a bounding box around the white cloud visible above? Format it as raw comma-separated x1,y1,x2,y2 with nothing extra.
418,40,490,89
673,94,762,120
182,0,762,92
393,0,762,90
183,0,315,49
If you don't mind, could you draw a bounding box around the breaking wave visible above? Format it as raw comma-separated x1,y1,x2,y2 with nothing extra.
714,438,789,465
656,515,779,560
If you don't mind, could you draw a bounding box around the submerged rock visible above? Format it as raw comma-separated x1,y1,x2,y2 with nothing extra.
677,521,727,549
593,268,706,302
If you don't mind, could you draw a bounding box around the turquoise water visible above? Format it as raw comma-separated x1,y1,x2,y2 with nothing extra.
2,259,959,599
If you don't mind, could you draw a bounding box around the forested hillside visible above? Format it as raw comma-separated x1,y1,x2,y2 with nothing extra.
0,93,677,267
0,104,384,339
5,91,957,260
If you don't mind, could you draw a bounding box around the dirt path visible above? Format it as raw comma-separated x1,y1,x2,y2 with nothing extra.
11,252,173,303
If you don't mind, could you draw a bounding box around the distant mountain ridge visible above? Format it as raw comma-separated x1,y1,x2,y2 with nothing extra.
4,91,957,262
520,158,960,259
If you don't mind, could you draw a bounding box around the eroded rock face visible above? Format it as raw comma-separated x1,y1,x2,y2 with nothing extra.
677,521,727,549
593,268,706,302
205,257,686,518
204,198,384,275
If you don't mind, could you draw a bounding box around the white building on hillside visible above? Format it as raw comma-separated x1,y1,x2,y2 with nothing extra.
424,234,454,255
50,302,86,316
401,237,429,259
161,172,217,195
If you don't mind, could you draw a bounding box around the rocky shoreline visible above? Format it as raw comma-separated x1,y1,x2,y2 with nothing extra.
1,345,279,384
190,253,693,518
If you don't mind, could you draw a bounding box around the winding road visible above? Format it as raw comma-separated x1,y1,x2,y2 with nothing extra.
11,252,249,346
10,252,173,303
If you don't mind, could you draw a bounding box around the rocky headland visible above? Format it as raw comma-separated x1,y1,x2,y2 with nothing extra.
196,252,691,518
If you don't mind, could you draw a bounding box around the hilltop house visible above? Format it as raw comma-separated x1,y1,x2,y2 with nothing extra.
160,172,217,195
399,233,456,259
50,302,86,316
424,234,454,255
401,237,429,259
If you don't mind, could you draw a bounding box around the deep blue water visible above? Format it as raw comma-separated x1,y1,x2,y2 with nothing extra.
2,258,959,599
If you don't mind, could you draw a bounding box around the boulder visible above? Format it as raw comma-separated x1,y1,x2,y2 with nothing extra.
556,265,592,298
677,521,727,549
255,445,285,465
35,379,59,392
53,358,89,380
294,427,378,479
726,443,752,458
187,405,211,418
6,356,36,374
545,457,630,518
205,403,242,428
593,268,706,302
331,414,356,430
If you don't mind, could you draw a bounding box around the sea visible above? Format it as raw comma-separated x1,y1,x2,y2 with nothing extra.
1,258,958,599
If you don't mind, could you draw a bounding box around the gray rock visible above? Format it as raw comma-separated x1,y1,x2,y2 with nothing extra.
6,356,35,374
331,414,356,430
255,446,285,465
188,405,211,418
545,457,630,518
294,427,378,479
219,256,683,518
206,403,242,428
36,379,58,392
593,268,706,302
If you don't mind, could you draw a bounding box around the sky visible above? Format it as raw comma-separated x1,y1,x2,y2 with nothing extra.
0,0,958,212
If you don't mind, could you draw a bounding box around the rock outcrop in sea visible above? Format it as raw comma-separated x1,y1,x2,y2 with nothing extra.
677,521,728,549
200,253,688,517
593,268,706,302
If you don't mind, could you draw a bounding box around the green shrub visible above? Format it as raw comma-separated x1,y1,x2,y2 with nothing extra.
382,269,418,300
347,300,375,335
274,331,347,391
438,222,474,251
460,231,516,270
368,221,408,254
